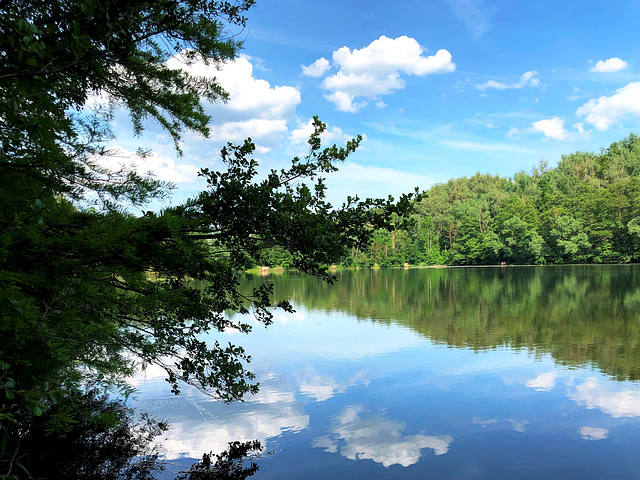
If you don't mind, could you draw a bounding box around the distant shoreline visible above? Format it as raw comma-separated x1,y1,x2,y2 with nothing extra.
247,262,640,274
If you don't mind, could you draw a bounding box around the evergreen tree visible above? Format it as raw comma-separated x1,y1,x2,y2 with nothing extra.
0,1,418,476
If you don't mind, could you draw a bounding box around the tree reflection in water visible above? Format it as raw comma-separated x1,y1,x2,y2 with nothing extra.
239,265,640,382
5,385,262,480
176,440,263,480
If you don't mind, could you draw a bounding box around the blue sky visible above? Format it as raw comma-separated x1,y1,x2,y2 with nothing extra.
105,0,640,208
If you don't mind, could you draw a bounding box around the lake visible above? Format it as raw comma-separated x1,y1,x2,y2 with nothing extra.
132,265,640,479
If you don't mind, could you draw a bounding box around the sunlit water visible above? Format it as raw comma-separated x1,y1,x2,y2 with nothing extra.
131,265,640,479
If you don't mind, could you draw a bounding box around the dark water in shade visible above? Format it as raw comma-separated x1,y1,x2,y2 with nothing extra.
132,265,640,479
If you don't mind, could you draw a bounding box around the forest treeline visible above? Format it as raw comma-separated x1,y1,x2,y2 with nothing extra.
257,134,640,267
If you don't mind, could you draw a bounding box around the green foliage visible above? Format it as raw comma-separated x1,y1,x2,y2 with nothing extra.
328,134,640,267
0,0,420,476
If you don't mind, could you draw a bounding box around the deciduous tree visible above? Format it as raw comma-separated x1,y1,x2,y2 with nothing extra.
0,1,418,476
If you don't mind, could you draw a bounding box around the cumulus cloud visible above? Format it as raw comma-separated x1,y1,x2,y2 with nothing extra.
476,71,542,92
577,81,640,130
329,36,455,76
302,57,331,77
590,57,628,73
168,54,300,120
311,36,455,112
314,405,453,467
531,117,568,140
323,91,367,113
93,146,201,183
208,118,288,146
287,118,355,156
509,118,588,141
579,426,608,441
167,53,301,149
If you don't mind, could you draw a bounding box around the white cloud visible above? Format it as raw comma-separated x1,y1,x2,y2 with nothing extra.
531,117,568,140
170,54,300,119
577,81,640,130
509,118,588,141
590,57,628,73
208,118,288,145
167,53,301,149
330,36,455,76
323,91,367,113
526,371,559,391
315,405,453,467
568,377,640,417
302,57,331,77
315,36,455,112
506,126,523,138
94,146,201,183
476,71,542,92
579,426,608,441
287,118,354,155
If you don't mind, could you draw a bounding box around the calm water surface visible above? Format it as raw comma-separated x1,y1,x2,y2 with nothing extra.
132,265,640,479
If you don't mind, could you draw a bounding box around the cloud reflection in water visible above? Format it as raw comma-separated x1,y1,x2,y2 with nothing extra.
579,426,608,440
299,371,369,402
569,377,640,418
314,405,452,467
526,371,559,391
